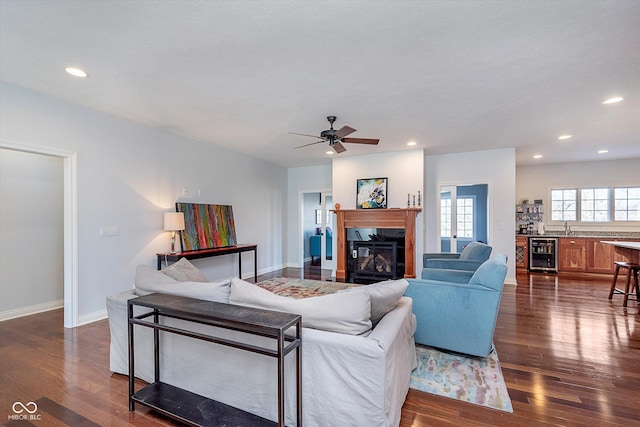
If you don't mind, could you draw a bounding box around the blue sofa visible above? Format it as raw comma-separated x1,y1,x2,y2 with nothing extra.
405,254,508,357
421,241,492,281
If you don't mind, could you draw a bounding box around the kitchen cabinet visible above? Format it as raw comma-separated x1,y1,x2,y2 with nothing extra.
558,238,586,271
521,236,638,274
585,239,617,274
515,236,528,269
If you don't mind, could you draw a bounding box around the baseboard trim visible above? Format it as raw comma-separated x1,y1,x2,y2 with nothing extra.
0,300,64,322
77,309,107,326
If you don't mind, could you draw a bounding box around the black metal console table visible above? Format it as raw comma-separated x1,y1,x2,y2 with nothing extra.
128,293,302,427
156,244,257,282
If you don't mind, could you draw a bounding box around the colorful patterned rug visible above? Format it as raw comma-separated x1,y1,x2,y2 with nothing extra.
410,345,513,413
255,277,361,298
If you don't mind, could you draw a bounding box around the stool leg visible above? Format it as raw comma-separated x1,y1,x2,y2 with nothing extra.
623,268,632,307
608,264,620,299
634,269,640,301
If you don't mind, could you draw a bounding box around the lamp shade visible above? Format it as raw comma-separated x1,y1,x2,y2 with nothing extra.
164,212,185,231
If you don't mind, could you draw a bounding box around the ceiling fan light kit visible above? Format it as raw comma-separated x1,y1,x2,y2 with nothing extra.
291,116,380,153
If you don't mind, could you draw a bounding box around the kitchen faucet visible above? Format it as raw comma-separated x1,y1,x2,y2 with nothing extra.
564,221,572,236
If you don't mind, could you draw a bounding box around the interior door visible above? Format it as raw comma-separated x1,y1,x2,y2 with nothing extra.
440,186,457,253
440,183,489,253
320,193,335,271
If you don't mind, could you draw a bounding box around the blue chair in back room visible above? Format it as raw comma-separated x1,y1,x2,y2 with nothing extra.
310,230,332,264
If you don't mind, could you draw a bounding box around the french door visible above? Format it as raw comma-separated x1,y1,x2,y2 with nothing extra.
319,192,335,271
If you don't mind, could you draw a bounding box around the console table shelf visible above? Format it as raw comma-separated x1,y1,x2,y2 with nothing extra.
128,293,302,427
132,382,276,427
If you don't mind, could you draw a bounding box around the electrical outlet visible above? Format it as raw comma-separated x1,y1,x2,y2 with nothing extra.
100,226,119,237
182,187,189,196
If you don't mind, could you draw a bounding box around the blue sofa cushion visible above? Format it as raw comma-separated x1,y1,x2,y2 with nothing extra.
458,241,493,261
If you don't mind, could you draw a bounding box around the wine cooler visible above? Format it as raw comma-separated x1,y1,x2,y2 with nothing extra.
529,237,558,272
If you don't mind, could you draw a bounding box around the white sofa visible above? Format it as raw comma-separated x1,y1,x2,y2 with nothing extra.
107,264,416,427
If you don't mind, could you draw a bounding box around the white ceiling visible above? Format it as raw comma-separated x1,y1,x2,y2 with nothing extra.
1,0,639,168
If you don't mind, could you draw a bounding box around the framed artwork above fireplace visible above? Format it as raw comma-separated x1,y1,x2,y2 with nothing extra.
356,177,387,209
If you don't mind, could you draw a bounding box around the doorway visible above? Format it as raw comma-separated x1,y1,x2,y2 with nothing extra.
0,141,78,328
439,183,489,253
300,190,334,277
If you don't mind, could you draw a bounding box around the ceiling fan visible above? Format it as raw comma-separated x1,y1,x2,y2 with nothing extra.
290,116,380,153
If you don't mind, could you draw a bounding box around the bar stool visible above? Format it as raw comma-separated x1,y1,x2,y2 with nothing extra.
608,261,640,307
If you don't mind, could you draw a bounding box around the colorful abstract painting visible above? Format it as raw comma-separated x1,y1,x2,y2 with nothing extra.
176,203,237,251
356,177,387,209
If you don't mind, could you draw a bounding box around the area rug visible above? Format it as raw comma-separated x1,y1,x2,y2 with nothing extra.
255,277,361,298
410,345,513,413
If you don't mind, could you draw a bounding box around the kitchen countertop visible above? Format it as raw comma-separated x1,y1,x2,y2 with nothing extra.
601,241,640,250
517,232,640,239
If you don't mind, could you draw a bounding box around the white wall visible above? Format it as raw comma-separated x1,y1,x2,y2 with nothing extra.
0,82,287,322
286,164,332,267
0,149,64,315
425,148,516,283
332,150,425,275
332,150,424,210
517,158,640,234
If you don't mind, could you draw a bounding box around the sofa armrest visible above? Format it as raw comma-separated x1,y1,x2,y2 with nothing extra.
106,290,138,374
423,258,485,271
423,252,461,260
421,267,474,283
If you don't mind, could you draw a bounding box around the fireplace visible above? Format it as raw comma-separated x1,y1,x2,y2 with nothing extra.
352,241,398,282
334,208,421,280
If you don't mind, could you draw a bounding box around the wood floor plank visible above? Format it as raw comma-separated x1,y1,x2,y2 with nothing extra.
1,267,639,426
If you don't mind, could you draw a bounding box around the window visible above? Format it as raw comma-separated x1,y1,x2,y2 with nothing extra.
551,189,577,221
550,186,640,223
440,198,451,237
614,187,640,221
441,197,474,237
580,188,610,222
457,197,474,238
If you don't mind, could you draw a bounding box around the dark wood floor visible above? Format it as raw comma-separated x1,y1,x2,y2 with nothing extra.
1,267,639,426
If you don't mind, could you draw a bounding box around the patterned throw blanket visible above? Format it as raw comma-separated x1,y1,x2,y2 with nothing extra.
254,277,362,299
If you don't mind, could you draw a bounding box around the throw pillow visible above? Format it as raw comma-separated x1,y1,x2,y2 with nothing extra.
229,278,372,335
134,265,231,302
135,265,178,296
339,279,408,324
162,258,208,282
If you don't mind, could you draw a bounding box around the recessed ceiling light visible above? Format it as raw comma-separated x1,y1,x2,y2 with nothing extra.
558,134,572,140
602,96,623,104
326,151,334,155
533,154,543,159
65,67,88,78
598,149,609,154
407,141,417,146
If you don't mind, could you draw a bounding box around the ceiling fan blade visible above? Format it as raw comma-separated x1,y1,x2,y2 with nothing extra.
334,126,356,138
332,142,347,153
289,132,323,139
294,140,325,149
342,137,380,145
